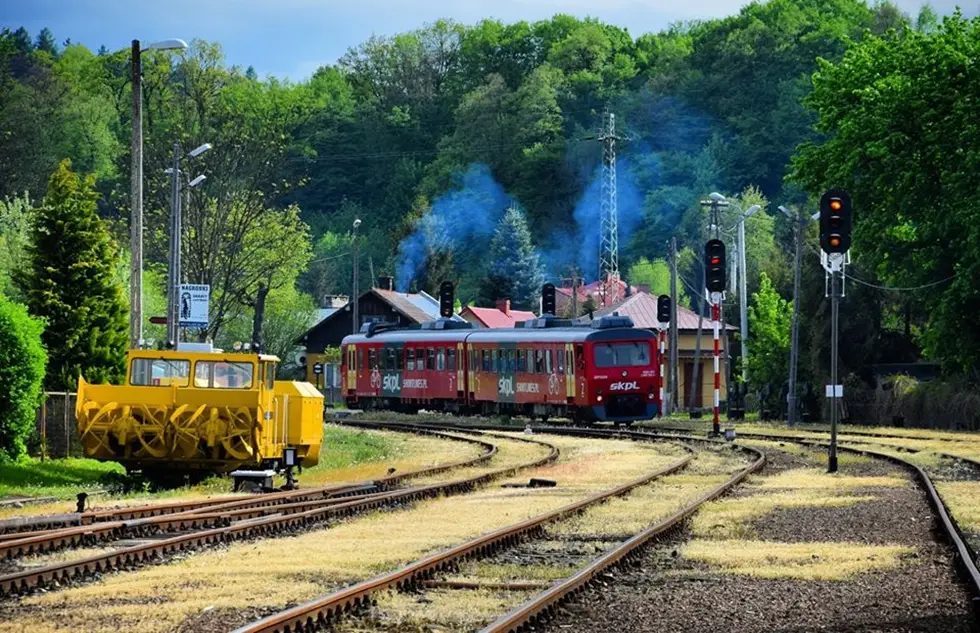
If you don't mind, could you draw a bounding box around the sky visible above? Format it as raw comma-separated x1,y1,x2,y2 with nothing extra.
1,0,972,81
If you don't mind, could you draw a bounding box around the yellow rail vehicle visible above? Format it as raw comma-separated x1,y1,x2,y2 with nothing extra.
76,347,323,477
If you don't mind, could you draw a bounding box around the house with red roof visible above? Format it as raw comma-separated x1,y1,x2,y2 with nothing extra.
459,299,537,328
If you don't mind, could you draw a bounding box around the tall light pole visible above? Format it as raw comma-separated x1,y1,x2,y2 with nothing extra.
735,204,761,386
165,142,210,345
130,37,187,349
779,205,820,425
352,218,361,334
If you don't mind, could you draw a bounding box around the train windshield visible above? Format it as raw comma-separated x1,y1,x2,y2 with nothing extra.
194,361,254,389
130,358,191,387
593,342,651,368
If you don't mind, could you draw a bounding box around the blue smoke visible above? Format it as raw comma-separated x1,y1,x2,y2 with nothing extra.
394,163,514,291
539,156,645,284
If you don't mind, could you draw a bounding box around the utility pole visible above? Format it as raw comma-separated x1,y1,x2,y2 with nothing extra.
787,208,803,426
352,218,361,334
738,214,749,384
130,40,143,349
668,237,679,415
166,142,181,345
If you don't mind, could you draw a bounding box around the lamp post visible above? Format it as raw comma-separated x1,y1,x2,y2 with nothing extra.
352,218,361,335
165,142,210,345
779,205,820,425
130,37,188,349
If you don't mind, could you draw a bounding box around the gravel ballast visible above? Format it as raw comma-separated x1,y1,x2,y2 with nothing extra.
540,445,976,633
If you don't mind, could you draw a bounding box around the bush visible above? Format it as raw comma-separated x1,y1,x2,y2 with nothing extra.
868,375,980,431
0,295,47,459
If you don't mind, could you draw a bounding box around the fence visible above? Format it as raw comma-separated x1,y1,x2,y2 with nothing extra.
314,363,343,406
32,392,82,459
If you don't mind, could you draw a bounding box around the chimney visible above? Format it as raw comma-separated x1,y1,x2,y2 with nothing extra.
496,298,511,316
377,275,393,291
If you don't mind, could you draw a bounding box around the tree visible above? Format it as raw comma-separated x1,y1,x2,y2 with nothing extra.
21,160,127,389
0,191,32,301
627,257,689,304
0,295,46,459
477,205,544,311
791,13,980,375
747,272,791,408
218,284,316,374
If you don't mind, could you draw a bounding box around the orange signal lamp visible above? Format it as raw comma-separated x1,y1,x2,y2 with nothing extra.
830,200,842,211
829,236,841,247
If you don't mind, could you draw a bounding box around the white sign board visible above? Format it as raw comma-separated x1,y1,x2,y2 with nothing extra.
178,284,210,329
825,384,843,398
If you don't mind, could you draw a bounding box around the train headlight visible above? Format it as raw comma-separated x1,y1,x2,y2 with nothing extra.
597,395,603,402
648,393,655,400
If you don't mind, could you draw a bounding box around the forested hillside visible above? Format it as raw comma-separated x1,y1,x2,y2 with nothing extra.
3,0,977,417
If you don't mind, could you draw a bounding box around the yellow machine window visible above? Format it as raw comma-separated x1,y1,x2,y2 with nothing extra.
195,361,254,389
130,358,190,387
264,362,275,390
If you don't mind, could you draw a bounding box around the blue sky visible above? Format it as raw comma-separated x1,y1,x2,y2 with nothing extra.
2,0,969,81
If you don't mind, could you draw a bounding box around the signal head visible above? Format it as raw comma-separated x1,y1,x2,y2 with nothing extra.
704,239,727,293
819,188,852,254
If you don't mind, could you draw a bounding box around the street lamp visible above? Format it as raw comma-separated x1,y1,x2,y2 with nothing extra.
130,37,188,349
352,218,361,335
165,142,210,346
779,205,820,425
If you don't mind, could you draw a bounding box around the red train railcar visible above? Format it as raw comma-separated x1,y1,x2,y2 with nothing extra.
340,314,660,424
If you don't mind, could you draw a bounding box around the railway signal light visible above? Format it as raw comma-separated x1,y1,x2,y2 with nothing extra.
704,239,726,293
542,283,556,316
657,295,671,324
439,280,455,318
819,188,852,254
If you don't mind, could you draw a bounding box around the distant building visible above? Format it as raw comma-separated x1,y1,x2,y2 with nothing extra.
296,275,465,384
459,299,537,328
588,291,737,412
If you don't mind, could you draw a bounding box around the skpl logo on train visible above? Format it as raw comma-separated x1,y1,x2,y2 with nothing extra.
339,283,662,424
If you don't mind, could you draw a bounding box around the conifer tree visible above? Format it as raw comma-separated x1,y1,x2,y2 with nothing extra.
22,159,127,389
478,206,544,312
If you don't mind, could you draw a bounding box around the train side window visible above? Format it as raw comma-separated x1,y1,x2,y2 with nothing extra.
397,348,404,370
264,362,276,390
491,349,499,373
576,345,585,370
545,350,553,374
557,349,564,374
357,349,364,373
533,350,542,373
437,348,445,371
517,350,526,373
448,349,456,372
368,349,377,370
407,348,416,371
507,349,515,372
194,361,253,389
566,350,573,375
131,358,190,387
427,348,435,370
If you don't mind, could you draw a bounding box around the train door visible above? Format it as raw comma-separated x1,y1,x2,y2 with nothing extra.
346,345,357,391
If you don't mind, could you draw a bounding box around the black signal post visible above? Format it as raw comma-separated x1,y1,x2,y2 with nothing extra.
657,295,671,418
439,281,455,318
705,239,726,293
818,187,853,473
542,283,556,316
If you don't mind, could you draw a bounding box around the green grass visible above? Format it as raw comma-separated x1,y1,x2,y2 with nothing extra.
312,425,395,471
0,457,125,499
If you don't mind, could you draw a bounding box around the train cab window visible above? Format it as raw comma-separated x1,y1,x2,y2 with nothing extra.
131,358,190,387
407,348,416,371
264,362,276,390
594,342,652,367
194,361,253,389
437,348,445,371
448,349,456,372
576,346,585,371
427,348,435,370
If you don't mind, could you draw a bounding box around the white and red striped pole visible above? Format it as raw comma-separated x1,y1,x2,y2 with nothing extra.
659,328,666,415
712,299,721,435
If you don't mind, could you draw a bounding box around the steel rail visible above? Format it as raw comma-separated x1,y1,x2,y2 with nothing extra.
480,443,765,633
0,424,497,541
0,428,557,598
230,447,698,633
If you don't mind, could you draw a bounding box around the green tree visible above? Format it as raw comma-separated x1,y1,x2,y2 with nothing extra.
627,257,689,304
477,206,544,311
219,283,316,373
791,13,980,375
0,295,47,459
747,272,791,405
0,191,32,300
22,160,127,389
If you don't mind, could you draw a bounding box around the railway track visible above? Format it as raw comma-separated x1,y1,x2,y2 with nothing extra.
0,425,558,598
230,425,763,633
0,425,497,538
315,421,980,631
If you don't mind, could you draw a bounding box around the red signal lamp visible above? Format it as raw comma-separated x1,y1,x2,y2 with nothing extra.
710,256,720,265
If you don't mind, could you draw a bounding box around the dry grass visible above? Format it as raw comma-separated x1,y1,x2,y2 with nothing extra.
0,433,682,633
757,468,904,490
682,539,913,580
935,481,980,534
352,587,536,633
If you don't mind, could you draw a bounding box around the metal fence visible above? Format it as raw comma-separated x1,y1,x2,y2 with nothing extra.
32,392,82,459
